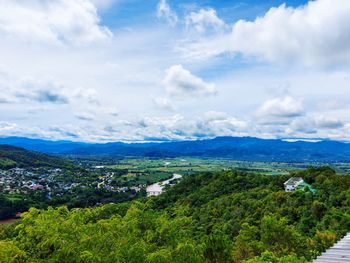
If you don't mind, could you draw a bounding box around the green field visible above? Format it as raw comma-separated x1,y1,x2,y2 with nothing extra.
106,158,350,186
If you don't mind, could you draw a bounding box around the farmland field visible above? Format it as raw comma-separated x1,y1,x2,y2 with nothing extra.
105,157,350,185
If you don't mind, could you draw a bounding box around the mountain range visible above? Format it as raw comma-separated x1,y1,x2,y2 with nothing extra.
1,136,350,162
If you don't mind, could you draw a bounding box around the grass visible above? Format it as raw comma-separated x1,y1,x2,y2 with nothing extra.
106,158,300,186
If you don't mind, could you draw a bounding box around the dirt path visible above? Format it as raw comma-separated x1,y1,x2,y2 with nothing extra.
0,218,19,225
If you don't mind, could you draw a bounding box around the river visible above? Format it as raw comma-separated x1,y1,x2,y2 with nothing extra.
146,173,182,196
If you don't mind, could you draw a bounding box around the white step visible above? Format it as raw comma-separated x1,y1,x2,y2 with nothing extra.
313,233,350,263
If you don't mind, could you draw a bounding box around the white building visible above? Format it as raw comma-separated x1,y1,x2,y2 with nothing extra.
284,177,304,192
146,183,163,196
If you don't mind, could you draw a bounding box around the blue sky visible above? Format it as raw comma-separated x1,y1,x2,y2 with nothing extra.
0,0,349,142
100,0,309,28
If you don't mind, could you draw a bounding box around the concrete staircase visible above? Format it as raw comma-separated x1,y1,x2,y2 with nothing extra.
313,233,350,262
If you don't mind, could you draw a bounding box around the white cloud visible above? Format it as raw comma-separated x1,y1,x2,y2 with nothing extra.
287,115,345,138
256,96,304,125
0,75,70,104
229,0,350,66
181,0,350,67
163,65,217,97
16,79,69,104
0,94,12,104
321,99,348,110
0,122,51,139
0,71,107,108
74,112,95,121
314,116,344,129
257,96,304,118
157,0,178,26
153,97,175,111
0,122,19,132
0,0,112,45
48,126,82,139
133,112,249,141
1,1,350,142
196,111,248,137
201,111,228,122
101,107,119,117
185,8,225,34
138,114,183,128
1,109,350,142
73,88,100,105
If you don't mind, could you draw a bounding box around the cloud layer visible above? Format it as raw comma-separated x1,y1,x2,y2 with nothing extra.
157,0,178,26
0,0,349,142
182,0,350,67
256,96,304,125
163,65,217,97
0,0,112,45
185,8,225,34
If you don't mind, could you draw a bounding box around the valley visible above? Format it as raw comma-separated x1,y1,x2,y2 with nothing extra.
1,141,350,262
2,143,350,221
1,164,349,262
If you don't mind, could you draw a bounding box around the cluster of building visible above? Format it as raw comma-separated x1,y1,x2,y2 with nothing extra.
0,168,48,194
1,164,314,200
95,170,143,193
0,167,92,197
0,167,146,198
284,177,316,193
97,181,142,193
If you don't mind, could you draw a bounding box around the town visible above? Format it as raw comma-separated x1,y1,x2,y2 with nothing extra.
0,166,146,198
0,160,186,221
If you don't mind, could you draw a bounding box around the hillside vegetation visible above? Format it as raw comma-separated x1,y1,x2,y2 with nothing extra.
1,167,350,262
0,145,75,169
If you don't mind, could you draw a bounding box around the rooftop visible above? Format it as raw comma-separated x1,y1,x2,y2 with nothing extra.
284,177,304,185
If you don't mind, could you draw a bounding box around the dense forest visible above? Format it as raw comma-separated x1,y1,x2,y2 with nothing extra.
1,167,350,262
0,187,137,221
0,145,75,169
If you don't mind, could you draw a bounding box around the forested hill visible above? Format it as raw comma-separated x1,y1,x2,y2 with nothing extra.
2,136,350,162
1,167,349,262
0,145,75,169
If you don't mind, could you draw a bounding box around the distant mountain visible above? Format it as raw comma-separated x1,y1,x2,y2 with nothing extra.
0,144,76,169
1,136,350,162
0,137,88,154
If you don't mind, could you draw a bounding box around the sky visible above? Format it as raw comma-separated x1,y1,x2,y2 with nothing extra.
1,0,350,142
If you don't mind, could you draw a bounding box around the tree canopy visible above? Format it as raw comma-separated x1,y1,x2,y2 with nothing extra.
1,167,350,262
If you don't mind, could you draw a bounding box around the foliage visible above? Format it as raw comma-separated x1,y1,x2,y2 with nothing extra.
0,158,17,169
0,145,76,169
0,167,350,262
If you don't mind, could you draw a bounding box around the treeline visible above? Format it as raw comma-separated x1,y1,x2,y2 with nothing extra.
0,188,142,221
1,167,350,262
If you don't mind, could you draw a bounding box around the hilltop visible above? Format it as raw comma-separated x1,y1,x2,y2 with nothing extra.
0,144,76,169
